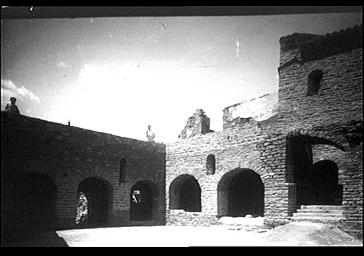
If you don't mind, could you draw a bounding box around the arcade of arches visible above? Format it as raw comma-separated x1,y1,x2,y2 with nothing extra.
1,136,348,240
169,170,264,217
5,146,344,236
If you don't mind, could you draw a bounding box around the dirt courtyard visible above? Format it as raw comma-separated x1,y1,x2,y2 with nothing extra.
5,221,362,247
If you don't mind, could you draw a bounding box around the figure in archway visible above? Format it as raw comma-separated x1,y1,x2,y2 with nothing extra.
76,177,111,227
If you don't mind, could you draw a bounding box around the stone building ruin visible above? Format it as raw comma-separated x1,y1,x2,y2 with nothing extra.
1,25,362,242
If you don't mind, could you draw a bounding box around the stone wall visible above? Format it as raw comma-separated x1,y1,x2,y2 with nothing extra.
167,113,362,230
278,47,362,130
1,112,166,233
274,27,362,233
340,143,363,238
278,25,362,65
167,210,219,226
300,25,362,63
166,25,362,234
166,116,294,224
1,24,362,239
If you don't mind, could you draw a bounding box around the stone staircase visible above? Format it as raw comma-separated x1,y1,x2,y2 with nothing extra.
291,205,344,224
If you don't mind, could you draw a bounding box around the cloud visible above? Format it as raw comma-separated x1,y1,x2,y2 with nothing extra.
57,61,70,68
1,79,40,109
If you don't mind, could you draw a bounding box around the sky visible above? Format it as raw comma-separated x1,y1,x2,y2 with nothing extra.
1,11,362,143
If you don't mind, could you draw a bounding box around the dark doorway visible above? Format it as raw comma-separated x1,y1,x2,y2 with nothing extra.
130,181,155,221
286,136,313,205
13,172,57,236
286,136,343,207
312,160,342,205
76,177,111,227
169,175,201,212
218,169,264,217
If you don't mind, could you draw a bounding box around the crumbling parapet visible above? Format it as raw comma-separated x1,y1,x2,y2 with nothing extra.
279,33,321,66
178,109,214,139
278,25,362,69
223,93,278,130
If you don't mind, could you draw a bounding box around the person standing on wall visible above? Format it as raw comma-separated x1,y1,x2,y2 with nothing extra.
146,125,155,142
5,97,21,115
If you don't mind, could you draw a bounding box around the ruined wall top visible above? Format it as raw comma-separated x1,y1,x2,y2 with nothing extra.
279,25,362,67
279,33,322,52
178,109,213,139
223,93,278,130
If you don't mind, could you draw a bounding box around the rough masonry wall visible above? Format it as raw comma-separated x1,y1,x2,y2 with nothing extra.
166,118,294,225
167,210,220,226
278,48,362,131
1,113,166,231
275,29,362,234
339,144,363,236
166,26,362,231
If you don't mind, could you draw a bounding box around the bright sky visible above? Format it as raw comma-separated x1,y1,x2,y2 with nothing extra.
1,12,362,143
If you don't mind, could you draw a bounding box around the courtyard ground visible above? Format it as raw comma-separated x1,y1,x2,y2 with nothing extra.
6,220,362,247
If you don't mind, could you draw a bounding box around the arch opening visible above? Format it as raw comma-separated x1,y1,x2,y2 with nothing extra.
130,181,159,221
218,169,264,217
169,175,201,212
286,135,343,207
76,177,111,227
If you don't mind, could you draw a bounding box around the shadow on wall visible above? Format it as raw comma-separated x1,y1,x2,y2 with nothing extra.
1,231,69,247
1,171,59,246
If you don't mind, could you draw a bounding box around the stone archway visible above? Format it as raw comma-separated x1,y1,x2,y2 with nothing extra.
130,180,159,221
76,177,112,227
286,134,345,207
218,168,264,217
169,174,201,212
13,172,57,234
